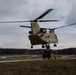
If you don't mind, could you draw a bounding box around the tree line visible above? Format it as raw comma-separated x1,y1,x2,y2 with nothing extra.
56,48,76,55
0,48,76,55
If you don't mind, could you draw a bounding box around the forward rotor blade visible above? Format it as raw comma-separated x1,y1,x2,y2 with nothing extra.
54,23,76,30
0,20,34,23
20,25,31,28
0,19,58,23
34,9,54,21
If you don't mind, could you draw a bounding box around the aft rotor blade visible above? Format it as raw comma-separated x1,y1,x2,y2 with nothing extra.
40,23,76,30
20,25,31,28
54,23,76,30
39,20,58,22
34,9,54,21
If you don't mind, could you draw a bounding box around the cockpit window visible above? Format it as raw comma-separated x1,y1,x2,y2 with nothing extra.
40,28,46,33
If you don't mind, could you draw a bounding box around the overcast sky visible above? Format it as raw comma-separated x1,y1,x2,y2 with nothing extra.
0,0,76,49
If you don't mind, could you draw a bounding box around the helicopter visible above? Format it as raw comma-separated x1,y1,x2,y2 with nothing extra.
0,9,76,49
20,9,58,49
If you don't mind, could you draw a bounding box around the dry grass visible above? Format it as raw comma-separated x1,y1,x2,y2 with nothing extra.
0,59,76,75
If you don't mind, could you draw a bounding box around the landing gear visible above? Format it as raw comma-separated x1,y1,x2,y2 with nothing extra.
54,43,57,47
42,45,45,48
42,44,50,49
31,45,33,49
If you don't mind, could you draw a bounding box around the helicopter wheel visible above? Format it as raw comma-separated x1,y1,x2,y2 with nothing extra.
54,43,57,47
42,45,45,48
31,45,33,49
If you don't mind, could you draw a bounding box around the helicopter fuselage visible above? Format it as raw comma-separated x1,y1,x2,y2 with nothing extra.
29,32,58,45
28,22,58,48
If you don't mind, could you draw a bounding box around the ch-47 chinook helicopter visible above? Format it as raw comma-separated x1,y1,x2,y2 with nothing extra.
0,9,76,50
20,9,59,49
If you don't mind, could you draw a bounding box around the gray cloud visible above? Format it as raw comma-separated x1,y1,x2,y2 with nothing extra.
0,0,26,18
66,4,76,24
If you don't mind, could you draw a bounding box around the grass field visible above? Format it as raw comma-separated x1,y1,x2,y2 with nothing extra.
0,59,76,75
0,55,41,61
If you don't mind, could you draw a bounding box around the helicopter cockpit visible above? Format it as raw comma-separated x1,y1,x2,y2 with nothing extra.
40,28,46,33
